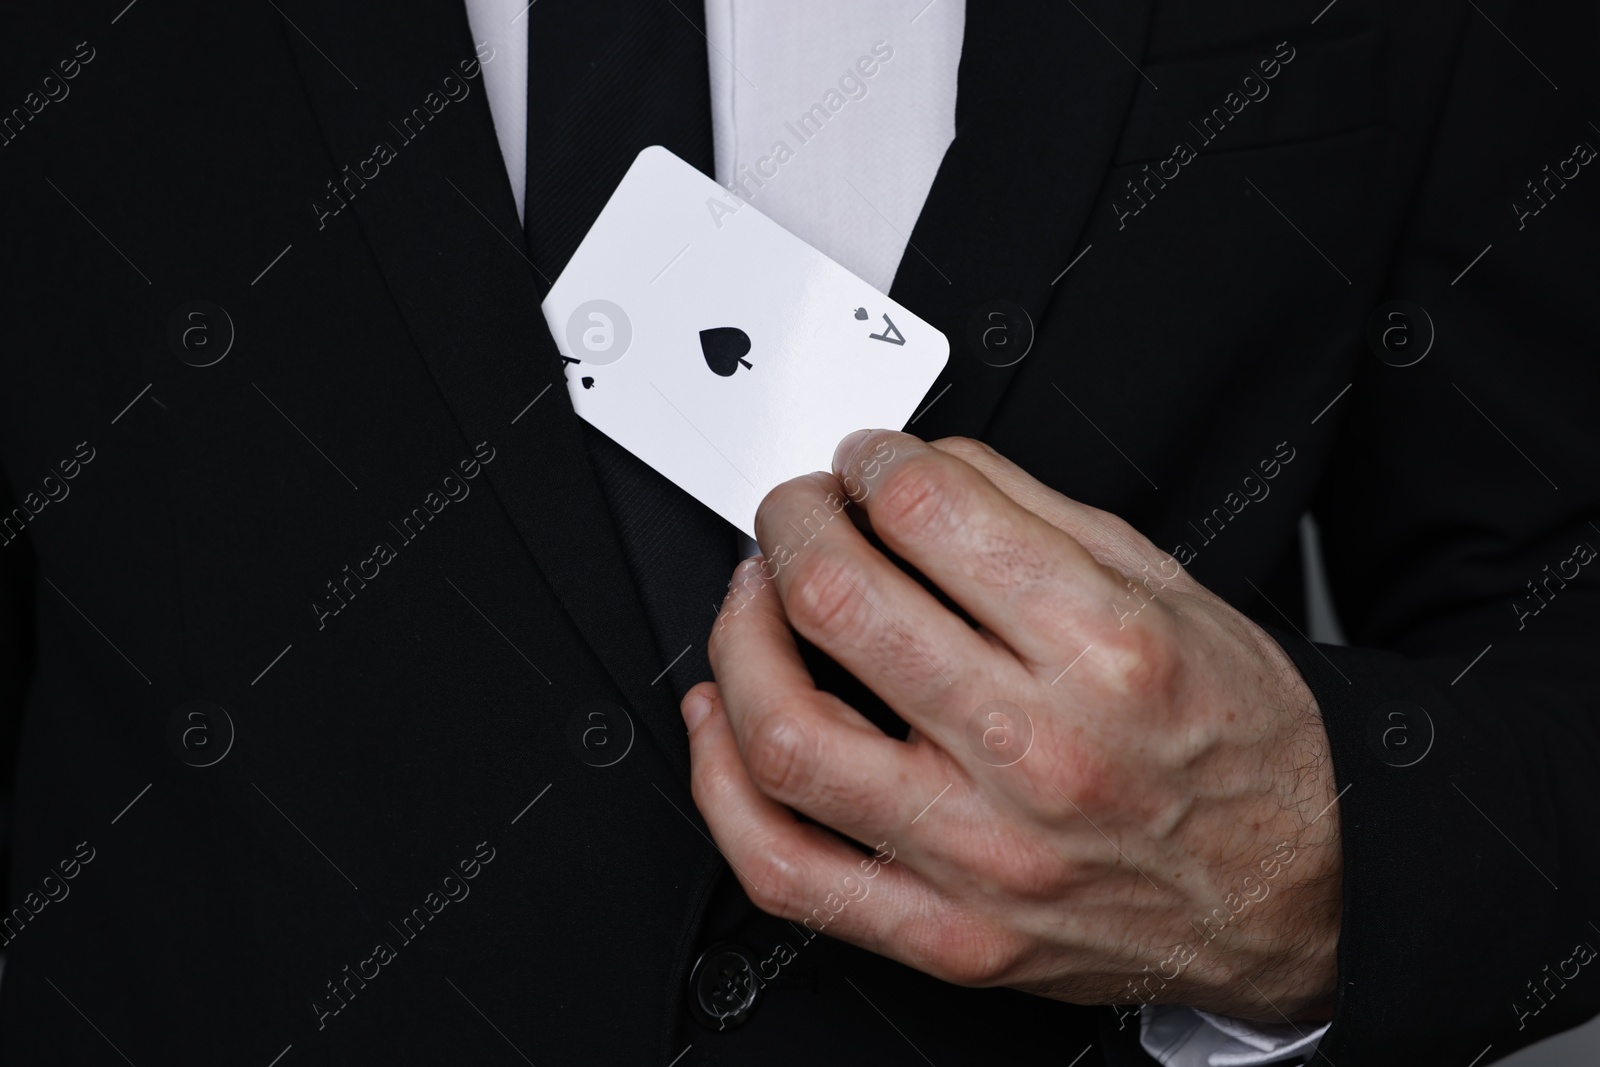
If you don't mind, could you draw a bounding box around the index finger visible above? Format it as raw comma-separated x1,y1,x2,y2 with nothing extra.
832,430,1125,668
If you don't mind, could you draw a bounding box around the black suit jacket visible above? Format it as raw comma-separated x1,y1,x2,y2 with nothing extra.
0,2,1595,1064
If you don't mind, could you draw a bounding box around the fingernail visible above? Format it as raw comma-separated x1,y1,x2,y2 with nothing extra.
682,691,713,731
833,428,874,472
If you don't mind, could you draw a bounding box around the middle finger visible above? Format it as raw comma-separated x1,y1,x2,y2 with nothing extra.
752,471,1007,749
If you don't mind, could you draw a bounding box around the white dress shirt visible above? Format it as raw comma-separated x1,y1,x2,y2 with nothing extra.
460,2,1328,1062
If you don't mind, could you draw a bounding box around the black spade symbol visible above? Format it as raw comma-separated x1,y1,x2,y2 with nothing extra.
853,307,869,320
581,376,595,389
699,327,753,377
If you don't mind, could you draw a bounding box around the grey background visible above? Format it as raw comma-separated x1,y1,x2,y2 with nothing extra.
1301,516,1600,1063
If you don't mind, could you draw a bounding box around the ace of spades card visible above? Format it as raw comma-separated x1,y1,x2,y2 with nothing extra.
542,146,949,538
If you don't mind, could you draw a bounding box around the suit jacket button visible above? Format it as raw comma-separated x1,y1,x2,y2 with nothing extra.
688,943,762,1030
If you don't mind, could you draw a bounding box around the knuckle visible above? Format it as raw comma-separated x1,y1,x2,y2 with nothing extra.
999,846,1080,902
744,711,816,800
1056,755,1115,818
1040,728,1116,816
741,850,803,917
785,552,868,641
689,749,740,815
934,436,993,464
705,613,729,661
930,925,1022,987
875,455,957,541
1098,612,1176,696
1084,503,1136,539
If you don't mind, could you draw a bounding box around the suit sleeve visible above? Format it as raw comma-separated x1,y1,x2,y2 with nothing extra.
1285,3,1600,1060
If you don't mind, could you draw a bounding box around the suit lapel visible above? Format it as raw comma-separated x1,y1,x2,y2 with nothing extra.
276,0,689,778
892,0,1156,441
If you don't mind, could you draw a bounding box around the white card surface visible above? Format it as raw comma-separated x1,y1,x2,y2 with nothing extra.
541,146,949,539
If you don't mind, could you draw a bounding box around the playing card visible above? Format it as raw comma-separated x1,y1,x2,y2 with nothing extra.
541,145,949,539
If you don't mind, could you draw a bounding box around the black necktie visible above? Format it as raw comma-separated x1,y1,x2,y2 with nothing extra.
523,0,738,699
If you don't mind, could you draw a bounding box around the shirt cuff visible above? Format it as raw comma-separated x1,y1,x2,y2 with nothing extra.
1139,1004,1330,1066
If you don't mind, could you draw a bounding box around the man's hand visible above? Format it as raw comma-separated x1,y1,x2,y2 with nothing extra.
681,430,1343,1023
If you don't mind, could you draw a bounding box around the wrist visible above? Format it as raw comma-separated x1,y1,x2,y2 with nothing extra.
1179,619,1345,1023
